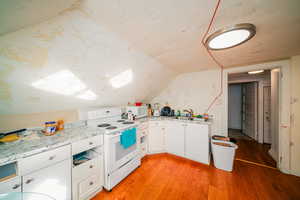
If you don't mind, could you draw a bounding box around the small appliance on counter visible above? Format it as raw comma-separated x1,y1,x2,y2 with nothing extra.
153,103,160,117
126,105,147,119
160,105,171,116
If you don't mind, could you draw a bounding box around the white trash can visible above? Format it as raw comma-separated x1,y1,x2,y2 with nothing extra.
211,140,238,172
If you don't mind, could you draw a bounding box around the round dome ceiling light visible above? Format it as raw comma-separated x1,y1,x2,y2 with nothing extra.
205,23,256,50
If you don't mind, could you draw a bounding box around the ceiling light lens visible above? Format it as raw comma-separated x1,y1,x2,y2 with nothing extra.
248,70,264,74
209,30,250,49
77,90,97,100
205,23,256,50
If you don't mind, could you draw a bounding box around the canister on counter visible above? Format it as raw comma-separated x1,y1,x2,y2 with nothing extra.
56,120,64,131
44,121,57,136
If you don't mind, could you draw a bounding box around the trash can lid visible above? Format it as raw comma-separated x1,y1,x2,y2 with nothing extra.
212,142,233,147
212,141,238,149
212,135,230,141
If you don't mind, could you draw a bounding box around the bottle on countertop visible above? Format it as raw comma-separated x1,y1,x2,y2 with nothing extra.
56,120,64,131
147,104,153,117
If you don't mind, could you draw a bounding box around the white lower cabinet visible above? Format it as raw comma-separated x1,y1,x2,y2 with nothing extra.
165,121,185,157
0,176,21,193
72,155,103,200
148,121,165,153
22,159,72,200
148,120,210,165
185,123,210,164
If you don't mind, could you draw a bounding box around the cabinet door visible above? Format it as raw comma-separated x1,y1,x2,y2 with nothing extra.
23,159,71,200
185,124,210,164
148,121,165,153
0,176,21,194
165,121,185,157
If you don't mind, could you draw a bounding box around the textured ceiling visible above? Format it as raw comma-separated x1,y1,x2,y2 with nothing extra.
1,0,300,73
0,0,77,36
81,0,300,72
0,0,300,115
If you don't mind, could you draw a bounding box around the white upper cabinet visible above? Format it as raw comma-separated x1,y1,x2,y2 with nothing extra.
165,121,185,157
148,121,165,153
185,123,210,164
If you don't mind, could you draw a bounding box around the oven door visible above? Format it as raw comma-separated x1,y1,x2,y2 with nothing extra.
106,131,139,173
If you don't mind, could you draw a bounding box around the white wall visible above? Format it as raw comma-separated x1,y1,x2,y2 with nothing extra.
0,110,78,132
290,55,300,176
152,69,225,135
228,84,242,129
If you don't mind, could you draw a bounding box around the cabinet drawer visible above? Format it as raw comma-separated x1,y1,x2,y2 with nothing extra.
72,135,102,155
19,145,71,175
79,174,100,197
149,121,164,127
72,156,101,181
0,176,21,194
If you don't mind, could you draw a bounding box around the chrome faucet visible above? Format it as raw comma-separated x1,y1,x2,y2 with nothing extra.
183,109,194,118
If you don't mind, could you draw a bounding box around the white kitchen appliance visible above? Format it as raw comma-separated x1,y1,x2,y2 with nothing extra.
126,105,147,119
153,103,160,117
80,107,141,191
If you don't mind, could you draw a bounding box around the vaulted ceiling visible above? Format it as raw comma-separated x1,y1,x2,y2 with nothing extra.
0,0,300,114
2,0,300,72
81,0,300,72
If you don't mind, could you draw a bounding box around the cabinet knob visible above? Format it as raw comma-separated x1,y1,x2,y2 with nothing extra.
89,165,93,169
26,178,34,184
89,142,93,145
49,155,56,160
12,184,21,189
89,181,94,186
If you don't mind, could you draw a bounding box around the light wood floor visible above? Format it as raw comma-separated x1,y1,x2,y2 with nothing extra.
92,153,300,200
229,129,276,167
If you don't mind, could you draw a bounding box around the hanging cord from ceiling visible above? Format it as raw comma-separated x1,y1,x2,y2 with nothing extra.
201,0,224,113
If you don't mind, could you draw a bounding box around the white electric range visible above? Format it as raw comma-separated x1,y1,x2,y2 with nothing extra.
81,107,141,191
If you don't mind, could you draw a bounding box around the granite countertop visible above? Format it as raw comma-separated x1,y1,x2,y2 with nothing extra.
0,126,103,166
137,116,212,125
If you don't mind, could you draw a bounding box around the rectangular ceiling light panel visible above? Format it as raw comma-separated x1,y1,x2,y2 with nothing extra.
32,70,86,95
77,90,97,100
110,69,133,88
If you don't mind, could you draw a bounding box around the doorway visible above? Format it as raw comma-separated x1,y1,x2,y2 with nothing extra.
227,70,278,168
263,86,271,144
228,82,258,139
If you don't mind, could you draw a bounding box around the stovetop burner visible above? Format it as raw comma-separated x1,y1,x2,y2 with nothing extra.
123,121,134,124
106,126,118,130
98,123,111,127
117,120,125,122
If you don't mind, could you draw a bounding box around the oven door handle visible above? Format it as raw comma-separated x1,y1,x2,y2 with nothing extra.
109,133,121,138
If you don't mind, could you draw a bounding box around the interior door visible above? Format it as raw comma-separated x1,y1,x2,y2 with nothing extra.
263,86,272,144
23,159,71,200
242,82,258,139
165,121,185,157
